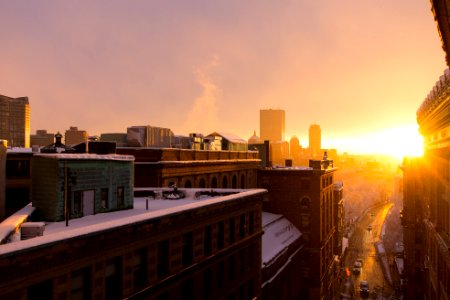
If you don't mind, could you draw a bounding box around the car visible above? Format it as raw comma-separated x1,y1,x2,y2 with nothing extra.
353,261,362,274
359,280,370,298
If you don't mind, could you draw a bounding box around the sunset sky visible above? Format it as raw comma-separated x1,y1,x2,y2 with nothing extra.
0,1,447,156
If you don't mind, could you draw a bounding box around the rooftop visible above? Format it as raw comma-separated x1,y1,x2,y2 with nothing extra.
0,188,266,256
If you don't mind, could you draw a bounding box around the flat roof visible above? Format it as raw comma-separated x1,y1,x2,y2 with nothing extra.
0,188,266,256
34,153,134,161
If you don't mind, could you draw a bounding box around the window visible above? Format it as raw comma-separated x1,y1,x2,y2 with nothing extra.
204,225,212,256
300,197,310,210
232,175,237,188
6,160,30,177
217,262,225,288
101,188,109,209
218,221,225,250
28,279,53,300
133,248,147,289
249,211,255,234
211,177,218,188
182,232,193,266
184,180,192,188
204,269,212,297
105,257,122,300
117,187,124,207
222,176,228,188
228,255,236,281
73,191,82,216
199,178,206,188
157,240,170,278
229,218,236,244
182,278,194,299
71,267,91,300
239,214,246,238
301,215,310,228
240,174,245,189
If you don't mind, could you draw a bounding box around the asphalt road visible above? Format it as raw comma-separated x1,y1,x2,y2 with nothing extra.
343,202,393,299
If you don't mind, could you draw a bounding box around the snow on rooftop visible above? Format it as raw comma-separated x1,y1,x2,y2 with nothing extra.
207,132,247,144
0,204,35,244
261,211,301,267
7,147,33,153
0,189,265,255
34,153,134,161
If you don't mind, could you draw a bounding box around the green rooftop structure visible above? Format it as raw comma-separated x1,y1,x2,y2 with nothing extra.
32,153,134,222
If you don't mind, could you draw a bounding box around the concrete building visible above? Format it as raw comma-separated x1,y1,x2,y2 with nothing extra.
308,124,321,154
30,130,54,147
0,140,7,221
100,133,128,147
260,109,285,142
0,188,265,300
65,126,88,146
0,94,30,148
127,125,173,148
116,147,260,189
32,153,134,222
257,156,340,300
269,140,289,167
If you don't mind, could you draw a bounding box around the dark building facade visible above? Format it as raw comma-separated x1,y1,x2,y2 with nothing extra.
0,188,265,300
5,150,33,221
257,157,339,300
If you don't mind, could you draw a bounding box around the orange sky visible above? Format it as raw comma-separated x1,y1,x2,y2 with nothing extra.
0,1,447,156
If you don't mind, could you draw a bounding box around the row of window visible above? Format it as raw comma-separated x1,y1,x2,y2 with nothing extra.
169,173,249,189
159,211,257,279
322,175,333,188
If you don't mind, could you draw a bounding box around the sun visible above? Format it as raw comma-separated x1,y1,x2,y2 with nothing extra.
327,124,424,160
374,125,424,159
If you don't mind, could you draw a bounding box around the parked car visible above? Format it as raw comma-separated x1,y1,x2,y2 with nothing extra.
353,261,362,274
359,280,369,298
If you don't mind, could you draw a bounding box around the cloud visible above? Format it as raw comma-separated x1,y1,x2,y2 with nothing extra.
183,55,221,134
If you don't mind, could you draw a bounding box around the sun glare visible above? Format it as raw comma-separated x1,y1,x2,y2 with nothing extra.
327,124,424,160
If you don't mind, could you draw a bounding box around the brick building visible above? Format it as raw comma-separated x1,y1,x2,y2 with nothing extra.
30,130,55,147
0,188,265,300
65,126,88,145
116,147,260,189
401,2,450,295
5,149,33,220
258,157,340,300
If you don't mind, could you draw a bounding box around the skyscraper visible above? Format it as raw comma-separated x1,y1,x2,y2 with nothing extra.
260,109,285,142
308,124,321,151
0,95,30,148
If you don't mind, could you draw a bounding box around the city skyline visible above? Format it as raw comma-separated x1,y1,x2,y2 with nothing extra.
0,1,444,157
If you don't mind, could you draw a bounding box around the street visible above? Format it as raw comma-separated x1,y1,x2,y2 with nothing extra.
343,202,393,299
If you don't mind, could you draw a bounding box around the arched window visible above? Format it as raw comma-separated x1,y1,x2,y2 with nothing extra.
222,176,228,188
240,174,245,189
211,177,218,188
184,180,192,188
300,197,310,210
232,175,237,189
199,178,206,188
